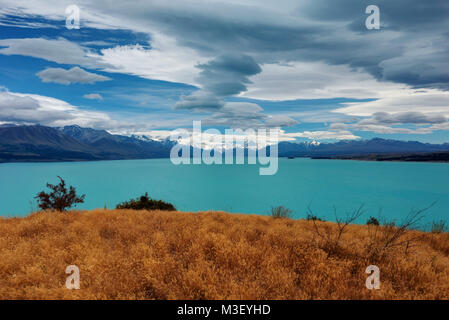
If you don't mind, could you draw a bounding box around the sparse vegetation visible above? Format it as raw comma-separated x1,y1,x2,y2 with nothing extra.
308,205,365,259
270,206,293,219
365,203,435,261
431,220,448,234
306,214,325,222
366,216,380,226
34,176,85,212
116,193,175,211
0,209,448,299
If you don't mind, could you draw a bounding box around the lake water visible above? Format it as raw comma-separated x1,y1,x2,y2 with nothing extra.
0,158,448,229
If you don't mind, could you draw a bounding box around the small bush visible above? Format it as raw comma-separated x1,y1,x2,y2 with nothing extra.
35,176,85,212
366,216,380,226
116,193,176,211
270,206,293,219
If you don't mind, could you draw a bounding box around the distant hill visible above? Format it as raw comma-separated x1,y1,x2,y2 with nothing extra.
278,138,449,158
320,151,449,162
0,124,448,162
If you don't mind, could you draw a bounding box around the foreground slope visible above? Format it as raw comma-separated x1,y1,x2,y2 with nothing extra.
0,210,448,299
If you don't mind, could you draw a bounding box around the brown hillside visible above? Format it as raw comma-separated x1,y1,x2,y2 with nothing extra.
0,209,448,299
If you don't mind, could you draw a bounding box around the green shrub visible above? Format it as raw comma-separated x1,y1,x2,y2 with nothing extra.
116,193,176,211
35,176,85,212
270,206,293,219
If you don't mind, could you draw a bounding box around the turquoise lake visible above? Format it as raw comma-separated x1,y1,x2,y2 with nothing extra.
0,158,448,229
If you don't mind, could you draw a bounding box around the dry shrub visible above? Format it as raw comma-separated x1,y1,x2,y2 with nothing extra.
0,209,447,300
308,205,364,259
270,206,293,219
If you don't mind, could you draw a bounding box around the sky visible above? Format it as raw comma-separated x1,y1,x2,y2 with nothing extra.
0,0,448,143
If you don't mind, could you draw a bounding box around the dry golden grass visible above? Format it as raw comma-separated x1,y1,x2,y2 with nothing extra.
0,209,448,300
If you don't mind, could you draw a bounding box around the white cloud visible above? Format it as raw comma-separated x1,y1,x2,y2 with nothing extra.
329,123,348,130
37,67,111,85
0,33,204,87
351,123,432,135
0,89,113,128
0,37,109,69
334,110,449,135
284,130,360,141
83,93,103,100
334,89,449,117
99,33,205,86
242,61,408,100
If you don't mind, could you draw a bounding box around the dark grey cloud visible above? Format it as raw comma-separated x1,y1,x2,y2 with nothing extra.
130,0,449,90
175,54,261,111
175,54,297,128
299,0,449,32
196,54,261,96
174,91,225,110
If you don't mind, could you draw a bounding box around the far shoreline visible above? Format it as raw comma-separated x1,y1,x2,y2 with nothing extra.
2,154,449,165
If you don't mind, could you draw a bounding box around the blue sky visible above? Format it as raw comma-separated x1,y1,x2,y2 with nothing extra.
0,0,448,143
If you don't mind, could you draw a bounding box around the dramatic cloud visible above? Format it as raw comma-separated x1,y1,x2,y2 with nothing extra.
1,0,449,142
196,54,261,96
1,0,449,91
37,67,111,85
175,54,261,111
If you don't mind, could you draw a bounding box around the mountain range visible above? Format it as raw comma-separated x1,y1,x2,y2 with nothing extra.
0,124,448,163
0,124,174,162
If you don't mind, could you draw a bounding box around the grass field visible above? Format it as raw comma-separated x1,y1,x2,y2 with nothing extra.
0,209,448,299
